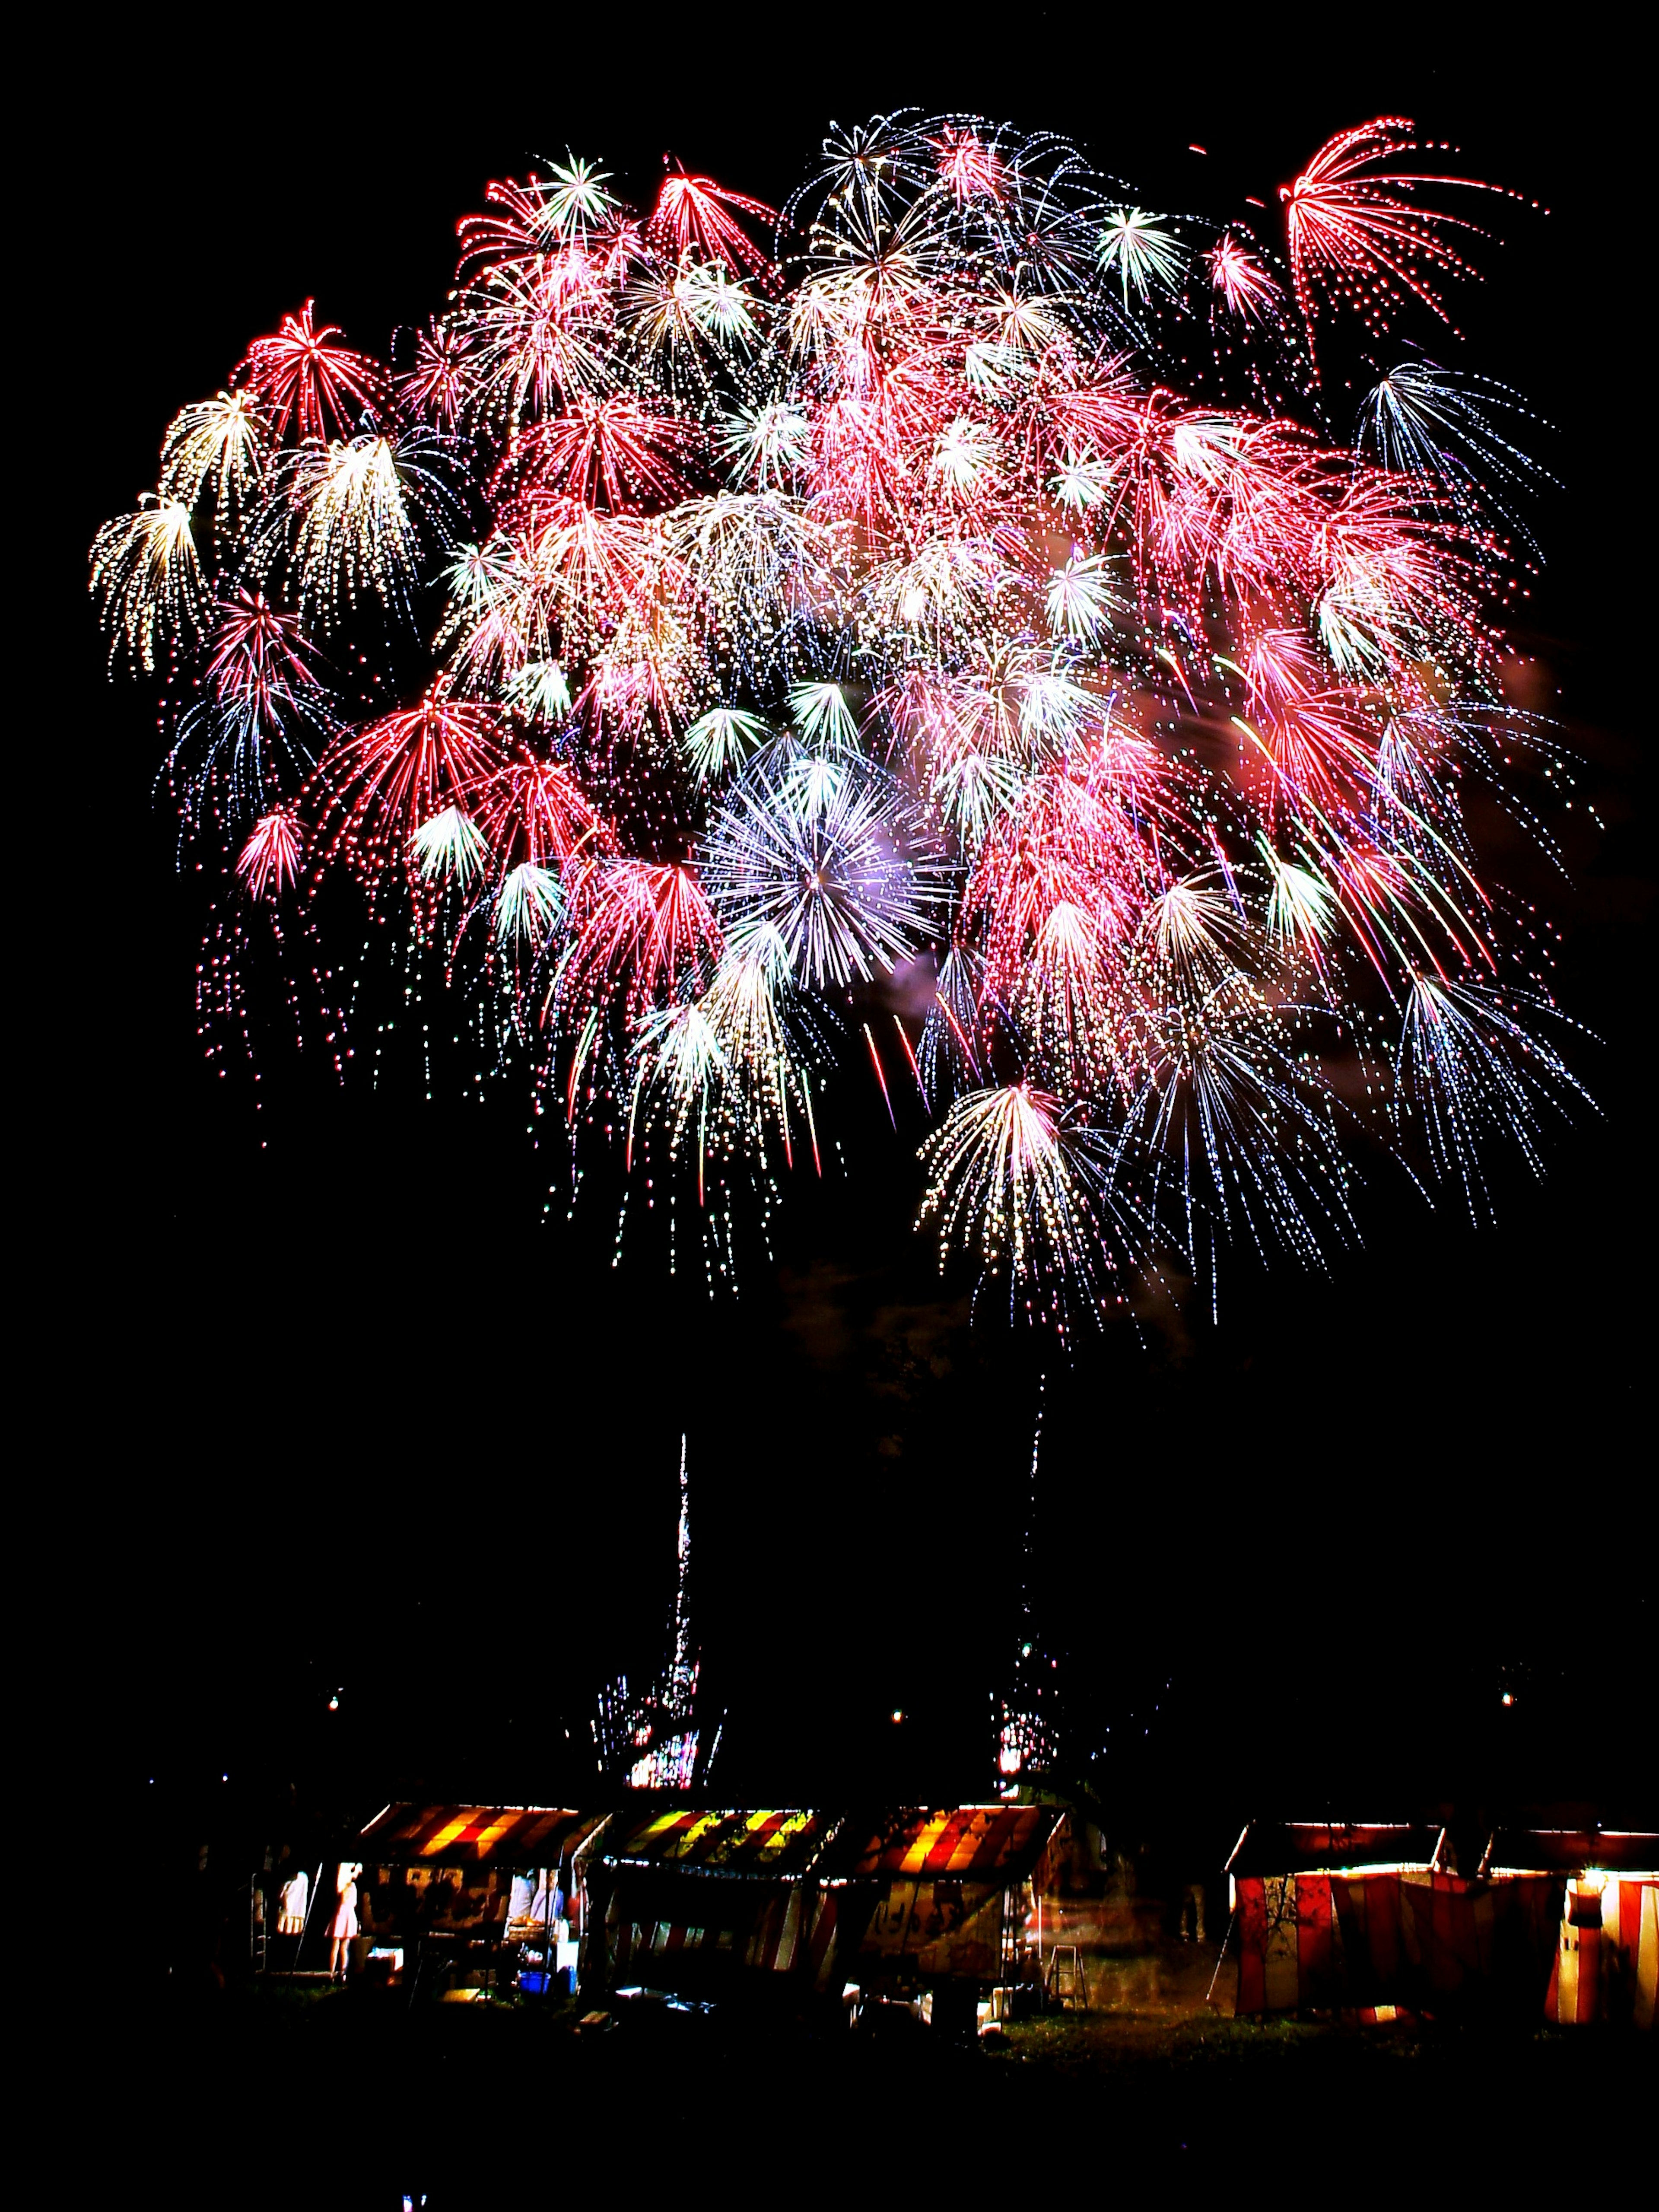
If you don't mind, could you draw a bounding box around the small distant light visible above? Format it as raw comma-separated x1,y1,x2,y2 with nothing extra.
1501,1691,1515,1706
328,1696,340,1711
1021,1643,1032,1658
891,1710,904,1724
1189,144,1207,155
221,1773,228,1782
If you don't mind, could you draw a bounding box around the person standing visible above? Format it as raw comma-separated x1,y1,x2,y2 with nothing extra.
327,1863,361,1982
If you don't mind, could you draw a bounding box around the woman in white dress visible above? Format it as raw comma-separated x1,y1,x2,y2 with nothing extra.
327,1862,361,1981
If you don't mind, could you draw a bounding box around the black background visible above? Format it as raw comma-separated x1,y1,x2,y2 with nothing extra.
39,10,1650,1865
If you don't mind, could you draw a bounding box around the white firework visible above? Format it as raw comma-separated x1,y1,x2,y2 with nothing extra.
703,745,948,988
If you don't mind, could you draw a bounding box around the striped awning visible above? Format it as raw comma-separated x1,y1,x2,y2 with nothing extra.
840,1805,1057,1881
1226,1822,1445,1878
600,1807,834,1880
1484,1829,1659,1877
358,1805,610,1866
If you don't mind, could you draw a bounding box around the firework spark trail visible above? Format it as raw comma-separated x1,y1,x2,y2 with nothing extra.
93,113,1581,1324
1278,118,1540,376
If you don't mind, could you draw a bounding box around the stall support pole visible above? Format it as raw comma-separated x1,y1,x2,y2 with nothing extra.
1204,1910,1237,2008
295,1865,324,1981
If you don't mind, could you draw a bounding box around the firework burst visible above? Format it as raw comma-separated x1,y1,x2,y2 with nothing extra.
94,113,1580,1327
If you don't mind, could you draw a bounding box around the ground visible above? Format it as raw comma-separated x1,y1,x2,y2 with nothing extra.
100,1925,1650,2204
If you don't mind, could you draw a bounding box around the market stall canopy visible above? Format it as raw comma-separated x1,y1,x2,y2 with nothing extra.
358,1805,610,1866
1481,1829,1659,1877
599,1807,836,1881
838,1805,1057,1882
1225,1822,1446,1878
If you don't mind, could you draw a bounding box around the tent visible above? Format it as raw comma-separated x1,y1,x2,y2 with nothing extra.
843,1805,1058,1989
352,1805,613,1989
1227,1822,1561,2019
590,1807,849,1999
1483,1830,1659,2031
585,1803,1062,2005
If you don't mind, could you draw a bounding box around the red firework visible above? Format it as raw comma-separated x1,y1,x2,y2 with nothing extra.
235,300,382,442
311,693,506,881
562,857,723,1022
1280,119,1499,374
498,391,695,512
470,751,616,872
206,589,314,712
651,166,776,275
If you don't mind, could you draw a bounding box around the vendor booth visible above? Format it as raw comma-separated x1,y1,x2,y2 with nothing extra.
1481,1829,1659,2030
585,1801,1061,2013
350,1805,612,1998
843,1804,1059,1992
590,1806,850,2001
1227,1821,1656,2024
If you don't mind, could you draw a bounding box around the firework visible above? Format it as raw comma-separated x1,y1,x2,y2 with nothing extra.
918,1083,1123,1328
160,391,270,532
94,113,1579,1324
1358,356,1555,548
703,743,948,990
1278,118,1530,375
90,493,205,671
235,299,381,442
1208,236,1279,322
1096,207,1185,305
269,421,460,627
236,808,304,901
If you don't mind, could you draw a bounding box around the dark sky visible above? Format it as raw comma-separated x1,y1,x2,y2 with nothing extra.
45,15,1650,1852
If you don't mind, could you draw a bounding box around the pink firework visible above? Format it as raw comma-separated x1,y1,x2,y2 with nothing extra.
561,857,723,1026
236,808,303,900
932,127,1007,205
1208,235,1279,321
963,756,1165,1032
398,317,472,426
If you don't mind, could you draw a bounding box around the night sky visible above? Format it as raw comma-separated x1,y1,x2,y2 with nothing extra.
50,17,1650,1863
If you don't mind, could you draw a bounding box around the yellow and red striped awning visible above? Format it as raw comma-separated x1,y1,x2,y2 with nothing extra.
359,1805,610,1866
601,1807,833,1878
843,1805,1056,1881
